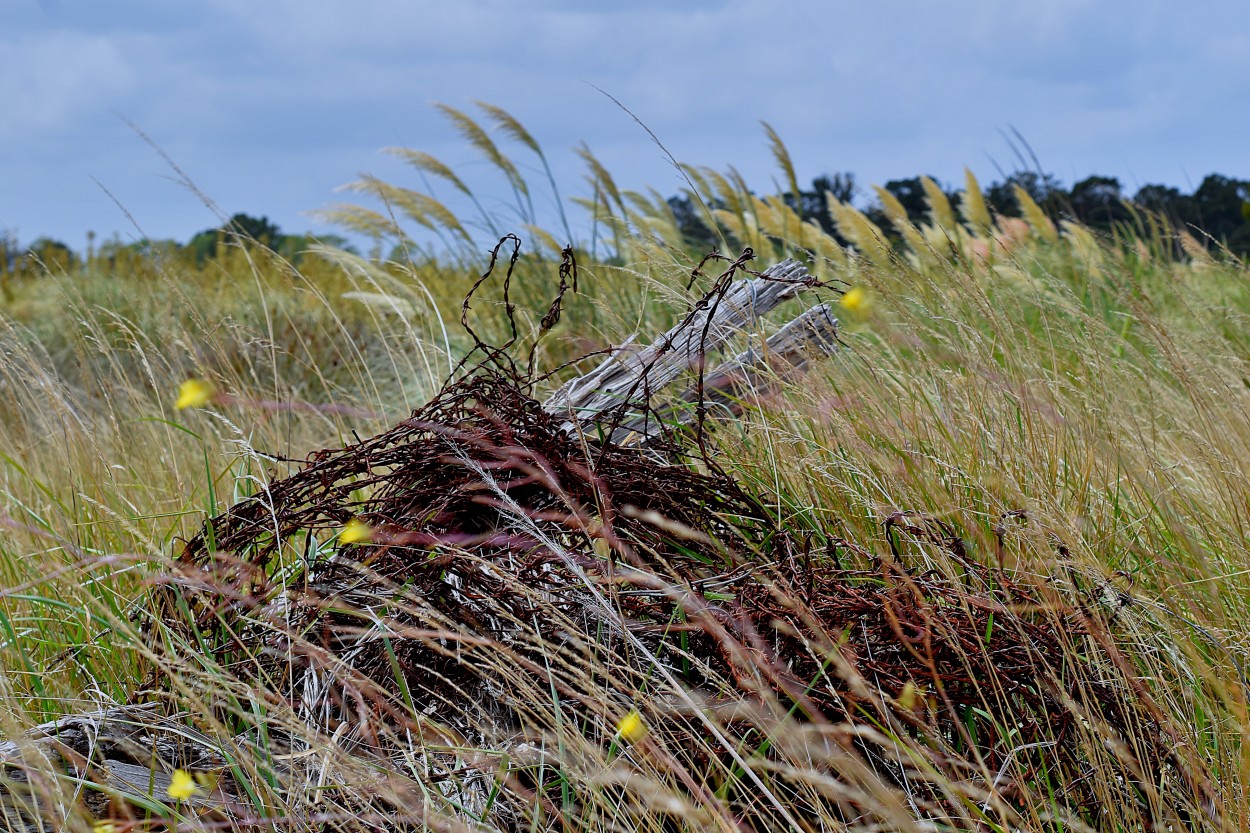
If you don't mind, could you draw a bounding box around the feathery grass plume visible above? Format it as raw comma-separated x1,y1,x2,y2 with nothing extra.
434,103,526,198
802,218,848,268
1063,220,1106,276
762,120,801,205
679,163,713,204
740,195,788,260
384,145,502,240
340,291,418,318
570,192,625,261
1125,205,1175,264
474,100,573,243
575,142,626,216
473,100,541,157
383,147,471,196
623,188,661,219
763,193,808,252
675,163,729,249
747,195,781,249
310,202,410,244
577,142,630,257
701,165,745,218
339,178,435,234
920,175,957,233
962,167,992,230
521,224,565,258
625,191,683,249
827,195,894,268
1179,228,1215,264
343,175,471,243
712,207,762,253
872,184,929,255
434,101,534,233
709,208,746,247
1013,183,1059,243
726,165,753,208
647,186,681,230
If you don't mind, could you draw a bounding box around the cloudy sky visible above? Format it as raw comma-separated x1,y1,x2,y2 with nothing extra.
3,0,1247,249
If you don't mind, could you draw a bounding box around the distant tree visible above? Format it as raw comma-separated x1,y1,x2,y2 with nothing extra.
0,230,18,300
132,239,184,258
813,172,857,205
1,230,18,274
24,237,78,272
666,195,720,251
1131,177,1250,255
986,171,1065,218
1132,183,1189,222
1066,176,1133,232
1189,174,1250,252
229,213,282,244
188,213,284,263
790,173,855,237
185,229,220,264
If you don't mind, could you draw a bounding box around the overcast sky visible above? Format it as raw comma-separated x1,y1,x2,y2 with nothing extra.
3,0,1247,249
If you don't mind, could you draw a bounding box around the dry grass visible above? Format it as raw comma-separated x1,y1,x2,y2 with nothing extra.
1,105,1248,831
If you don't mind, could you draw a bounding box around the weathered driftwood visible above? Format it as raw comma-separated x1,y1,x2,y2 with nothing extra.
544,259,836,441
615,302,839,443
0,705,233,832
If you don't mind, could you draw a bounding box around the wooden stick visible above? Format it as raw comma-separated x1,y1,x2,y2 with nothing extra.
544,259,837,441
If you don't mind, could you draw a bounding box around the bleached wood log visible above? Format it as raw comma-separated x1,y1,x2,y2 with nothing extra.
614,302,839,443
0,705,234,831
544,259,837,442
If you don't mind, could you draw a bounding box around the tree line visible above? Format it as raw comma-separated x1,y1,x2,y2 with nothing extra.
668,171,1250,256
4,170,1249,280
1,213,352,280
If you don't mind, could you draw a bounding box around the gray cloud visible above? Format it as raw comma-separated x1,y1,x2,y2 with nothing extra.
2,0,1247,248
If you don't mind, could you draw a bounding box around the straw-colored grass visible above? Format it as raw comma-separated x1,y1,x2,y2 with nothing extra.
1,104,1248,831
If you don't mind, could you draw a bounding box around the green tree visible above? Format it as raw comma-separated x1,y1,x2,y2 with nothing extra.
1133,183,1189,221
1189,174,1250,253
986,171,1065,218
1133,177,1250,255
24,237,78,273
187,213,284,263
666,195,720,252
1066,176,1133,233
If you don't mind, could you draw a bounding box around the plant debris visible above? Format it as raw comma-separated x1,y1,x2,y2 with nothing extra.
160,245,1214,830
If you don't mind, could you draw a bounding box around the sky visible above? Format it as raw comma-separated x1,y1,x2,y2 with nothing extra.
3,0,1248,251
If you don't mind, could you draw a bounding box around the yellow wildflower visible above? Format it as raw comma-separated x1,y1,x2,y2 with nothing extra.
897,680,919,711
839,287,869,314
616,709,647,742
174,379,216,410
167,768,199,801
92,822,117,833
339,518,374,545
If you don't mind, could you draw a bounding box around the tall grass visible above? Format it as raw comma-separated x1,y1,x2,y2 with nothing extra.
1,103,1248,830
